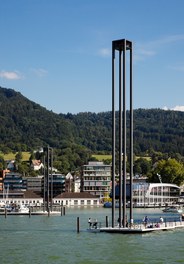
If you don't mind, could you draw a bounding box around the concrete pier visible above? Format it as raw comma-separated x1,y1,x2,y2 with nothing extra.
88,220,184,234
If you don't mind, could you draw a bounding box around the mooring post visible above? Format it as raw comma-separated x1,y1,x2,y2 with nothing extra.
63,206,65,215
5,208,7,218
77,217,80,233
61,206,63,216
106,216,109,227
29,207,31,218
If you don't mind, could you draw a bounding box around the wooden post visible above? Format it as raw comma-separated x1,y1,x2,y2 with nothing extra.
61,206,63,216
106,216,109,227
63,207,65,215
5,208,7,218
77,217,80,233
29,207,31,218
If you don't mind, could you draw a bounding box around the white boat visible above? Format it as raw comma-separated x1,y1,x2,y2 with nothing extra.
162,205,182,213
0,203,12,212
11,204,30,214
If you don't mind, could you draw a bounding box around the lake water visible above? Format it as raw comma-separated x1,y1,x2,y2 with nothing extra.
0,207,183,264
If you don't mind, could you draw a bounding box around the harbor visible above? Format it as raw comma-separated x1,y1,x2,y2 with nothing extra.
0,207,184,264
0,204,66,216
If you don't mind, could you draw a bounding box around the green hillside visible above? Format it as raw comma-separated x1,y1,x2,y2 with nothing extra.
0,86,184,173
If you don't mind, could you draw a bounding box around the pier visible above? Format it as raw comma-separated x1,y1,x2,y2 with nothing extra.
88,220,184,234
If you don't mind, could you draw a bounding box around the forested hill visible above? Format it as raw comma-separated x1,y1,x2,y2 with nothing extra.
0,86,184,157
63,109,184,156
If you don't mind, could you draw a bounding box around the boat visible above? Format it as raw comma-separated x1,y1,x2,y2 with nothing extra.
11,204,30,214
162,205,182,213
103,201,120,208
103,202,119,208
0,203,12,212
103,201,129,208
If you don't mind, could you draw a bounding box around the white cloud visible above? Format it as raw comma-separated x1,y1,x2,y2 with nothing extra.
151,34,184,46
31,68,48,77
98,48,111,57
0,70,22,80
135,34,184,62
163,105,184,112
134,48,156,62
168,64,184,72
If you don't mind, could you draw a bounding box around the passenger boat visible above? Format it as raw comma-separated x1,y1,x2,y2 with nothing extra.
162,205,182,213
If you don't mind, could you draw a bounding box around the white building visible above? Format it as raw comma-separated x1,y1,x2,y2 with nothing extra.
132,183,181,207
74,177,81,193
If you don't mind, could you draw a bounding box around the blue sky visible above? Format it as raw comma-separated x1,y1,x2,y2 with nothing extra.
1,0,184,114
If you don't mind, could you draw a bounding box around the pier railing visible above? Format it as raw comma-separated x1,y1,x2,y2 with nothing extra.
99,216,184,230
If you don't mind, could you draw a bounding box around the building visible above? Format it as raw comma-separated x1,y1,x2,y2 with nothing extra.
27,176,43,192
31,160,44,171
0,191,101,208
82,161,111,197
132,182,181,207
4,172,26,191
74,177,80,193
0,190,43,207
65,172,73,192
42,174,65,198
113,182,181,207
0,170,8,191
53,192,101,207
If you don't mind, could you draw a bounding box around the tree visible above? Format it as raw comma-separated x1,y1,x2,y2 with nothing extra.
0,155,6,170
133,158,152,176
149,158,184,186
15,151,23,163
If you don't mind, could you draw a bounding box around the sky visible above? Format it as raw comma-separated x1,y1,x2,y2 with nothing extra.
1,0,184,114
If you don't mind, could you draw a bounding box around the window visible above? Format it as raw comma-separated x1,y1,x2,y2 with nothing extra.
74,200,78,205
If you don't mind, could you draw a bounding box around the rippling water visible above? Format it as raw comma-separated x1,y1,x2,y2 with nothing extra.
0,207,183,264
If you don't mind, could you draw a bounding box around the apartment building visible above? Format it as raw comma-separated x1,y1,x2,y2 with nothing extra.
82,161,111,197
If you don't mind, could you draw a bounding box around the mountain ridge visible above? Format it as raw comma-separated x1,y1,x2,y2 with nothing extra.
0,86,184,157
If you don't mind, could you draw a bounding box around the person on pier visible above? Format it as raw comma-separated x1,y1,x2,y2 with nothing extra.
88,218,92,228
143,216,148,227
93,219,98,229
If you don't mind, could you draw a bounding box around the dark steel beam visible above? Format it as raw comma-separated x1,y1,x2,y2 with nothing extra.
112,38,133,228
112,44,116,227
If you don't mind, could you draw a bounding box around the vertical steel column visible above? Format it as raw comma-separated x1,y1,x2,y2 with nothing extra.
119,50,123,227
112,43,116,228
43,154,46,211
130,42,133,224
47,145,49,212
123,40,127,228
50,148,53,212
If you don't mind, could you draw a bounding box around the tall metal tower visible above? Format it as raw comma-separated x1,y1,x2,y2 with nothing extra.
112,39,133,228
